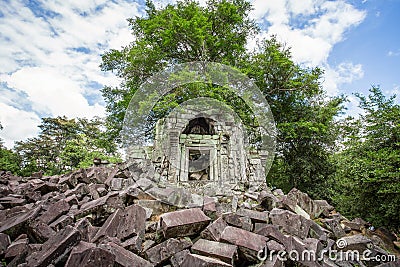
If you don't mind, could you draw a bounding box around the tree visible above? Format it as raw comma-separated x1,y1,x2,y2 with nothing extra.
101,0,258,141
14,116,121,176
0,122,20,173
100,0,345,198
330,87,400,229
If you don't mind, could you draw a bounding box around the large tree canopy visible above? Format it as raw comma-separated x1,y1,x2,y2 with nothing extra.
100,0,345,198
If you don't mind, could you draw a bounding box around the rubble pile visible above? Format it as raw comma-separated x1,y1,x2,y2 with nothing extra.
0,163,399,267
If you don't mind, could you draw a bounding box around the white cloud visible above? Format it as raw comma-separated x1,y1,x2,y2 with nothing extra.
0,103,41,148
324,62,364,96
0,0,141,147
250,0,366,93
0,0,368,147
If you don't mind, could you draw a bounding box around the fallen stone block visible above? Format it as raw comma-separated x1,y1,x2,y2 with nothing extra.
337,234,373,252
220,226,268,262
27,220,56,243
91,209,122,242
99,242,153,267
223,213,252,231
38,199,70,224
65,241,115,267
5,237,29,259
191,238,238,265
323,218,345,238
171,249,190,267
26,225,81,267
117,204,146,241
181,253,232,267
269,208,312,239
0,233,11,255
136,200,172,216
0,196,26,208
145,238,192,265
236,208,269,223
159,208,211,238
0,206,41,239
49,214,74,231
200,217,228,241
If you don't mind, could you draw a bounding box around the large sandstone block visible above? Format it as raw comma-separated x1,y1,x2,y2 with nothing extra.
200,217,228,241
220,226,268,262
65,241,115,267
191,238,238,265
269,208,312,239
145,238,192,265
99,242,153,267
159,208,211,238
181,253,232,267
26,226,81,267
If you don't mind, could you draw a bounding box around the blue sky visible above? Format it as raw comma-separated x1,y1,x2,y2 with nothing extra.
0,0,399,148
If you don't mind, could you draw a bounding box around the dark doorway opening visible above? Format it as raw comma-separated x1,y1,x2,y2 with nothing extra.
188,149,210,180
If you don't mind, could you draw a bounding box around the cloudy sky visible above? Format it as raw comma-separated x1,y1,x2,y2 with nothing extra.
0,0,399,148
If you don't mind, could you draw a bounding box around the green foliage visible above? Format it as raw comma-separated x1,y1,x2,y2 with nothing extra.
242,38,346,198
0,122,21,173
100,0,345,200
100,0,258,141
330,87,400,229
14,116,121,176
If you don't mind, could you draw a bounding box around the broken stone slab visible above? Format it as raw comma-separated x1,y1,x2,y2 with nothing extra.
171,249,190,267
266,239,285,252
0,233,11,255
220,226,268,262
5,237,29,259
99,242,153,267
0,196,26,208
91,209,122,242
254,224,287,249
117,204,147,241
203,196,217,217
191,238,238,265
0,206,41,239
223,213,253,232
159,208,211,238
136,200,171,216
180,253,232,267
33,182,59,195
26,225,81,267
283,236,322,267
76,193,111,218
27,220,55,243
269,208,312,239
337,234,374,252
283,188,333,220
120,235,142,253
200,217,228,242
236,208,269,223
323,218,346,238
38,199,70,224
49,215,74,231
65,241,115,267
75,218,99,242
91,204,146,243
145,238,192,265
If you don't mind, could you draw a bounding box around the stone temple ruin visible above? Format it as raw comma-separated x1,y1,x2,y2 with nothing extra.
128,98,269,196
